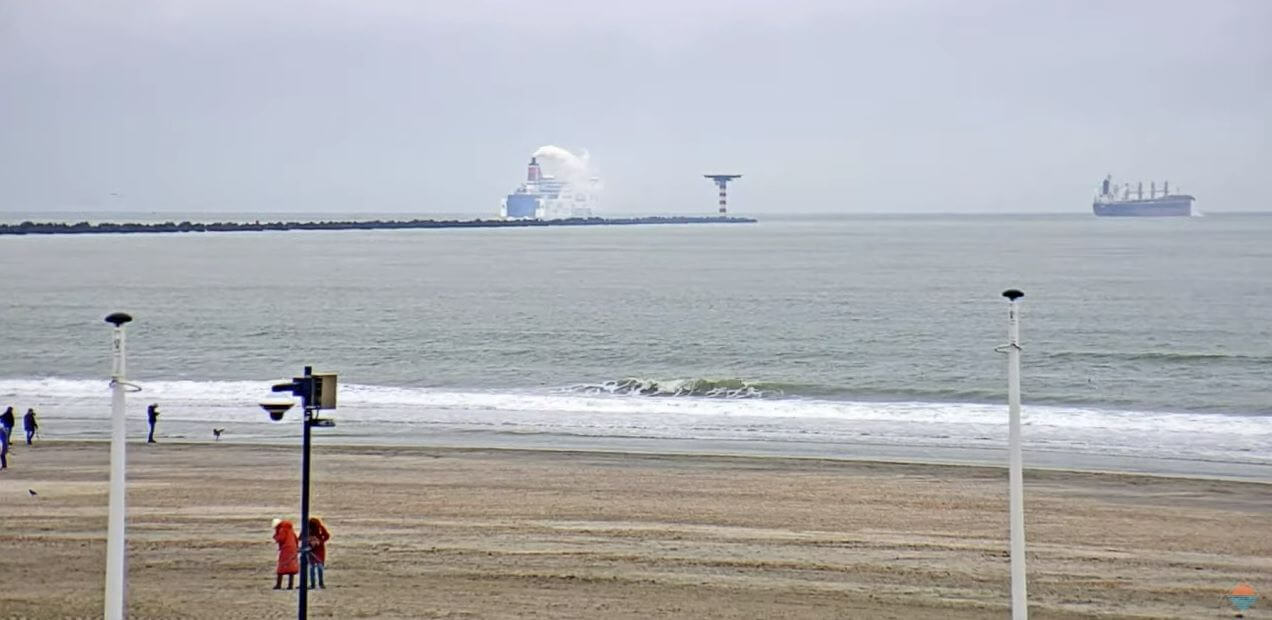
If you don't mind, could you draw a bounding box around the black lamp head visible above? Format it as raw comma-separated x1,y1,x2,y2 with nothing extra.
260,400,294,421
104,312,133,327
1001,289,1024,301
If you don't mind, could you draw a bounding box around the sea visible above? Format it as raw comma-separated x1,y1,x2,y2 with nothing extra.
2,212,1270,479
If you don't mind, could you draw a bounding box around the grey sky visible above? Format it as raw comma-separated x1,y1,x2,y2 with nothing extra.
2,0,1269,214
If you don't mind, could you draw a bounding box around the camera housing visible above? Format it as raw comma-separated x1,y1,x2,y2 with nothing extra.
259,400,295,421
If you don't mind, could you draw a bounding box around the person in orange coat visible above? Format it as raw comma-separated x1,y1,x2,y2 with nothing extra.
307,517,331,589
272,519,299,590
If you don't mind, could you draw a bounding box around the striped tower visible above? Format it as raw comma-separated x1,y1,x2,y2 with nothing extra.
704,174,741,216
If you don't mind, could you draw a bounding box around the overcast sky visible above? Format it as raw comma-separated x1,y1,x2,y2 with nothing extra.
2,0,1269,214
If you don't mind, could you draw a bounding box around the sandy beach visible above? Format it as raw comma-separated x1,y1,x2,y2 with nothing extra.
0,441,1268,619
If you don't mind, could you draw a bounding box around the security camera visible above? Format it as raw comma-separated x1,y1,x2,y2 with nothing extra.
259,400,295,422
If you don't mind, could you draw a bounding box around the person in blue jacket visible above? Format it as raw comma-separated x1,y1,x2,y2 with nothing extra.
0,406,14,450
147,404,160,443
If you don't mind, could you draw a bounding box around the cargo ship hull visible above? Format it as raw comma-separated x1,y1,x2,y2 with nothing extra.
1092,197,1194,217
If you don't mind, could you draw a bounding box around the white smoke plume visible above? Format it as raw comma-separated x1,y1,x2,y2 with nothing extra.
532,145,599,190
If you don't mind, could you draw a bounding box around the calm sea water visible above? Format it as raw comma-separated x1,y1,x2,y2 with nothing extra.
2,213,1270,477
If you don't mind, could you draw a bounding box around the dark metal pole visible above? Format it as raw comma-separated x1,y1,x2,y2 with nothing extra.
298,366,312,618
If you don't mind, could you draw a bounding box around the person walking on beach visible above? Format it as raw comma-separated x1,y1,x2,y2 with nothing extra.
146,404,159,443
23,409,38,445
307,517,330,589
0,406,14,450
272,519,299,590
0,425,8,470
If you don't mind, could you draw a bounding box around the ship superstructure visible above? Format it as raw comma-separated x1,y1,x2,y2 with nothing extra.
500,157,599,220
1093,175,1195,217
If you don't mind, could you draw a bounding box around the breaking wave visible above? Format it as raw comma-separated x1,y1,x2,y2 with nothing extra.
2,376,1270,471
560,378,1017,407
562,378,792,399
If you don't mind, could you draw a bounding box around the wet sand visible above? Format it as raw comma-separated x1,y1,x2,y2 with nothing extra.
0,441,1268,619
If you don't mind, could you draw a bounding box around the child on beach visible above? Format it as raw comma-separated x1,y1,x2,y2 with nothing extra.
307,517,330,589
272,519,299,590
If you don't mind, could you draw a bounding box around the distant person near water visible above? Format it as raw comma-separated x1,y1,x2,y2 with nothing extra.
0,406,14,450
146,404,159,443
23,408,38,445
0,426,8,470
272,519,299,590
307,517,330,589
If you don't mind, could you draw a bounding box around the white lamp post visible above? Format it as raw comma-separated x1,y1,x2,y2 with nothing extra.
104,312,136,620
999,290,1028,619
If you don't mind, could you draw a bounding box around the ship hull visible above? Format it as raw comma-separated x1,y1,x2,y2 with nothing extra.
503,194,539,219
1093,196,1193,217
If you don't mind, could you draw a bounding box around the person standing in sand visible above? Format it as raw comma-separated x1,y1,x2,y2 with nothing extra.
23,408,38,445
0,425,8,470
307,516,330,589
146,404,159,444
0,406,14,450
272,519,299,590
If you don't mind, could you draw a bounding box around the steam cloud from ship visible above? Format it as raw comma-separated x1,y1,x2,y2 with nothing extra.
531,145,603,193
532,145,589,181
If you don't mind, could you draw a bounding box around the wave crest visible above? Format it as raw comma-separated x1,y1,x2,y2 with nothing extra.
564,377,786,399
1049,350,1272,364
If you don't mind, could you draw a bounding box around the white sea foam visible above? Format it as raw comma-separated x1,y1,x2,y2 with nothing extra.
3,377,1269,467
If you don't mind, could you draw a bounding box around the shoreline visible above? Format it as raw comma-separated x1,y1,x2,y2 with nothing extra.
8,376,1266,485
29,437,1272,486
2,441,1268,618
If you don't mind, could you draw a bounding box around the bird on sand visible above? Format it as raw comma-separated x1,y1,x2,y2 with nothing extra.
213,428,225,440
28,489,37,496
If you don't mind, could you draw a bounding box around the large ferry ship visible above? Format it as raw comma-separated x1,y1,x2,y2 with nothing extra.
1093,175,1195,217
500,156,599,220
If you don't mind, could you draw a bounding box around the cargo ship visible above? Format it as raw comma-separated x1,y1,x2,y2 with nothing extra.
1092,175,1195,217
500,156,599,220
